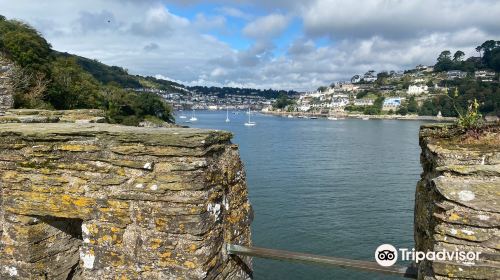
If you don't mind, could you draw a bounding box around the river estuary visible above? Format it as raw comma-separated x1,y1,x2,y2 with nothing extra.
186,111,425,280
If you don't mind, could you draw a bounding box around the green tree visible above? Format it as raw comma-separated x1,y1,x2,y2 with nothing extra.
317,86,327,92
435,50,453,72
46,57,102,109
364,96,384,115
0,15,175,124
397,106,408,115
407,96,418,113
453,50,465,62
0,20,51,72
273,93,295,109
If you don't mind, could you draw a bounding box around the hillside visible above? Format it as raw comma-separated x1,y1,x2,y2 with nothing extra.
188,85,298,99
56,52,189,93
301,40,500,118
0,15,175,125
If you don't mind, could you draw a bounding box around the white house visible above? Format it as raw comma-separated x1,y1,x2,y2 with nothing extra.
335,83,359,92
363,74,377,82
416,65,434,72
298,105,311,112
475,70,496,82
447,70,467,80
383,97,403,110
353,99,374,106
331,97,350,108
407,85,429,95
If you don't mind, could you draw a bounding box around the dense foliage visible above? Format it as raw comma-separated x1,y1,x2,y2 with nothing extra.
419,80,500,117
57,52,142,88
434,40,500,73
0,15,173,125
425,40,500,117
273,93,295,110
188,85,298,99
363,96,385,115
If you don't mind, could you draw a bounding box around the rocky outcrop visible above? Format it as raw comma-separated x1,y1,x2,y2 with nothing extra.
415,124,500,279
0,56,14,110
0,109,106,123
0,123,252,279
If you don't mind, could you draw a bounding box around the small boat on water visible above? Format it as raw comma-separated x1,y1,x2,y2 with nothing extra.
327,116,338,120
190,110,198,122
362,117,370,120
310,116,318,119
225,108,230,123
179,115,187,119
244,108,256,126
287,114,293,118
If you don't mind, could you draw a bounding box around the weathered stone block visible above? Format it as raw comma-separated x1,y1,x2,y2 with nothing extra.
415,124,500,280
0,123,252,279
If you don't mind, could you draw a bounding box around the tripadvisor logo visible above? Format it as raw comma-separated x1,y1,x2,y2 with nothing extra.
375,244,481,267
375,244,398,267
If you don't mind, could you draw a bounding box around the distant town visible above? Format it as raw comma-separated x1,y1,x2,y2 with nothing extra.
279,67,497,117
132,63,498,120
126,41,500,121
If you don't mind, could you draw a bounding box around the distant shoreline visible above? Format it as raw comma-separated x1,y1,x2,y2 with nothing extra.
261,111,456,122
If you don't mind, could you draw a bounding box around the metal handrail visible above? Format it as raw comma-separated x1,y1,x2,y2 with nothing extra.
227,244,418,279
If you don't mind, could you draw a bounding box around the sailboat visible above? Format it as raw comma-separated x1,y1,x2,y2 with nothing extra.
178,110,187,119
225,108,230,122
189,110,198,122
244,108,256,126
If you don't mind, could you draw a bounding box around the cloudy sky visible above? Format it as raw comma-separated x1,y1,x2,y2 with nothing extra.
1,0,499,91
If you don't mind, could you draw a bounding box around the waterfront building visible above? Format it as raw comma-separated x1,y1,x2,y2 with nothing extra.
383,97,403,110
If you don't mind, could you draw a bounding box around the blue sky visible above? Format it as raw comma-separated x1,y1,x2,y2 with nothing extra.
0,0,499,90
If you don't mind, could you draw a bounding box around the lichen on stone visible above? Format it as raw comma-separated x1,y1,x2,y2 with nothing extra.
0,122,252,280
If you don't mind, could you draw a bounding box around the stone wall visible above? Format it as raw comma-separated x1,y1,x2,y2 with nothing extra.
415,124,499,279
0,123,252,279
0,55,14,110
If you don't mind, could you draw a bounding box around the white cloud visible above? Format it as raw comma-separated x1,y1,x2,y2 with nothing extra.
216,6,252,20
300,0,500,40
0,0,499,91
243,14,289,39
130,6,189,36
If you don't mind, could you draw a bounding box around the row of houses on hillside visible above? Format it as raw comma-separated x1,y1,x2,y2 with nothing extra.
296,88,406,112
446,70,497,81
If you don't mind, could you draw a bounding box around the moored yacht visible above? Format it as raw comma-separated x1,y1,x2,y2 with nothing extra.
244,108,256,126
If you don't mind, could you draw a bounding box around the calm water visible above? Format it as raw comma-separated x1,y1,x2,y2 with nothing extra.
185,111,424,280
